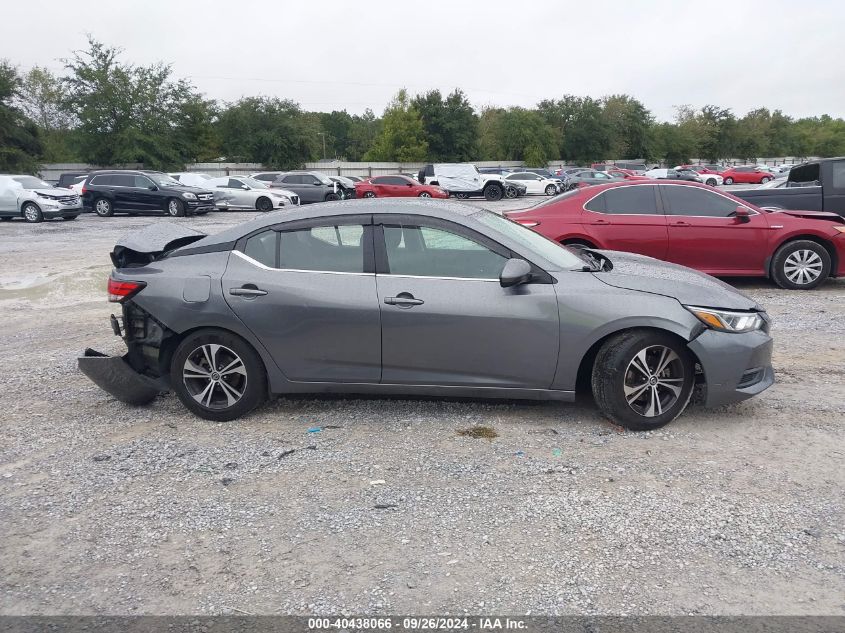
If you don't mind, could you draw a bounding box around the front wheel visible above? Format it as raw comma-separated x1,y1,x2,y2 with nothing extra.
170,330,267,422
256,196,273,212
362,191,376,198
545,184,557,196
483,183,503,201
418,191,432,198
167,198,186,217
94,198,113,217
760,176,771,184
325,193,340,202
22,203,43,223
771,240,830,290
723,177,734,185
591,330,694,431
705,178,717,186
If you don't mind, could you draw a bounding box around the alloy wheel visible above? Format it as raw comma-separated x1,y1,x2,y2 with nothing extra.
363,191,375,198
23,204,41,222
182,343,247,410
624,345,685,418
419,192,432,198
95,199,111,216
783,249,824,285
168,200,180,216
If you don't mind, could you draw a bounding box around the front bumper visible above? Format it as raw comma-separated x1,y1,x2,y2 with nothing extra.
688,328,774,408
78,348,164,405
40,204,82,218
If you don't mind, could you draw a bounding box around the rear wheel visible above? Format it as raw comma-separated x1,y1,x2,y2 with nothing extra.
167,198,186,217
94,198,113,217
724,177,734,185
705,178,717,186
256,196,273,212
760,176,771,184
483,183,503,201
771,240,830,290
170,330,267,422
22,202,43,223
325,193,340,202
545,184,557,196
591,330,694,431
418,191,432,198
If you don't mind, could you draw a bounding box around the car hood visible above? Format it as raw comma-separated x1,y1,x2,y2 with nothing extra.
591,250,760,311
168,184,213,195
32,187,77,197
269,188,297,198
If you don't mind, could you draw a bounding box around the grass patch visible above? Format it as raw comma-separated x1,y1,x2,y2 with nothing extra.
457,425,498,440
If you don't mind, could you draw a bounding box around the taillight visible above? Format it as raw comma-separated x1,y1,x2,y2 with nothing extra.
108,277,146,302
81,184,87,194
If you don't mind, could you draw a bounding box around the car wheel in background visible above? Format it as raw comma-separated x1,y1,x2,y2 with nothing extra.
771,240,830,290
505,186,518,199
362,191,376,198
724,177,734,185
545,185,557,196
170,329,267,422
167,198,186,217
705,178,717,186
325,193,340,202
256,196,273,212
591,329,694,431
418,191,432,198
483,183,503,201
94,198,113,217
22,202,43,223
760,176,771,184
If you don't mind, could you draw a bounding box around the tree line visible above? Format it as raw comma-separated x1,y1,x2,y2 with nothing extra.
2,37,845,173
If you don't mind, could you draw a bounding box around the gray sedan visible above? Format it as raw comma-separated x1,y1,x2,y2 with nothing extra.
205,176,300,210
79,200,773,431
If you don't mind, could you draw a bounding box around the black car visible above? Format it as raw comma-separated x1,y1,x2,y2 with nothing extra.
81,170,216,217
56,171,90,189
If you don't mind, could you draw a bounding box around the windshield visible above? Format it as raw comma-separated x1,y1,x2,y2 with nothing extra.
13,176,52,189
149,173,183,187
242,177,268,189
475,210,585,270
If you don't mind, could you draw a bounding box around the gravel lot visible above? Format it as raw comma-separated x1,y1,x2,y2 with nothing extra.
1,199,843,616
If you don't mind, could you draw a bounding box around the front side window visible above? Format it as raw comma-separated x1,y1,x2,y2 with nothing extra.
133,175,155,188
281,175,300,185
662,185,740,217
383,224,507,280
279,224,365,273
227,178,245,188
585,186,659,215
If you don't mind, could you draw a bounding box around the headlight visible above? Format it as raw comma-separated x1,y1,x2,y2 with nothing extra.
685,306,765,333
181,192,197,200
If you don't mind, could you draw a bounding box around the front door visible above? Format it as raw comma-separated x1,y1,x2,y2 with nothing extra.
581,184,669,259
374,216,560,388
661,184,771,274
222,217,381,383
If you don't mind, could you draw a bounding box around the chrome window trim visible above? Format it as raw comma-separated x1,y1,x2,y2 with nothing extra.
581,182,760,218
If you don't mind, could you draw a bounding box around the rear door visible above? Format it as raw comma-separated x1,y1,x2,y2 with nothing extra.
581,184,668,259
373,215,560,388
111,174,138,210
222,215,381,383
821,159,845,215
661,184,771,274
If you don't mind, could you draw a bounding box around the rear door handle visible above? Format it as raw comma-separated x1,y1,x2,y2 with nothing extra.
229,285,268,297
590,219,611,225
385,293,424,307
670,221,691,227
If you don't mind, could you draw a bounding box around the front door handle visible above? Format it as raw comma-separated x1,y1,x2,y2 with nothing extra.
590,219,611,225
384,292,424,307
229,284,268,297
670,221,691,227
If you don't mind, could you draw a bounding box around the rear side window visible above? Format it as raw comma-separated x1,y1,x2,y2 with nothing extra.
280,175,300,185
585,186,659,215
244,231,277,267
279,224,365,273
112,175,135,187
661,185,739,217
90,175,113,186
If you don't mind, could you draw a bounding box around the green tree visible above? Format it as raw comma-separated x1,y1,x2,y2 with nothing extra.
496,107,558,164
601,94,652,160
364,90,428,162
216,96,318,168
0,61,42,172
412,89,478,161
16,66,77,161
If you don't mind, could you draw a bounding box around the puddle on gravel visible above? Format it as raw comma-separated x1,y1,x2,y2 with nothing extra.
0,265,110,306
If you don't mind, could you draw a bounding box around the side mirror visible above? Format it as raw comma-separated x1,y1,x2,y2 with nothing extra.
500,258,533,288
241,185,250,190
407,182,413,186
734,207,751,223
148,185,157,191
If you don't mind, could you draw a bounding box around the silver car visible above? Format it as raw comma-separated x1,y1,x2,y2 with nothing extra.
205,176,300,210
0,175,83,222
79,199,773,431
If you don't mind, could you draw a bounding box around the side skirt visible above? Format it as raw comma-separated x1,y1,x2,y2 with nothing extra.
271,381,575,402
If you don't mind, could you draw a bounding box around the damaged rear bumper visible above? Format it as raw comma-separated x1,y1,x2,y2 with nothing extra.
78,348,164,405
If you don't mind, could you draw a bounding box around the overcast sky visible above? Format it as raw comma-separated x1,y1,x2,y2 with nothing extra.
3,0,844,122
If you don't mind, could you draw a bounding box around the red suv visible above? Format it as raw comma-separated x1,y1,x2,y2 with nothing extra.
505,181,845,289
721,166,774,185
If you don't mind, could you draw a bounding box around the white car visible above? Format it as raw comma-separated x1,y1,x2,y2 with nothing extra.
205,176,300,210
169,172,213,188
0,174,83,222
504,171,561,196
69,175,88,194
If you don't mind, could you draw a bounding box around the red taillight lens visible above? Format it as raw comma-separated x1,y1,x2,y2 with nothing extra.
108,277,146,302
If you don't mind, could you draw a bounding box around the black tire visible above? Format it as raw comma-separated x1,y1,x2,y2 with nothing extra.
591,330,694,431
63,215,79,221
170,329,267,422
166,198,186,217
705,178,717,186
325,193,340,202
455,192,470,199
770,240,831,290
723,177,734,185
418,191,432,198
483,183,503,201
93,198,113,217
0,217,12,222
545,184,557,196
760,176,771,184
22,202,43,223
256,196,273,212
362,191,376,198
